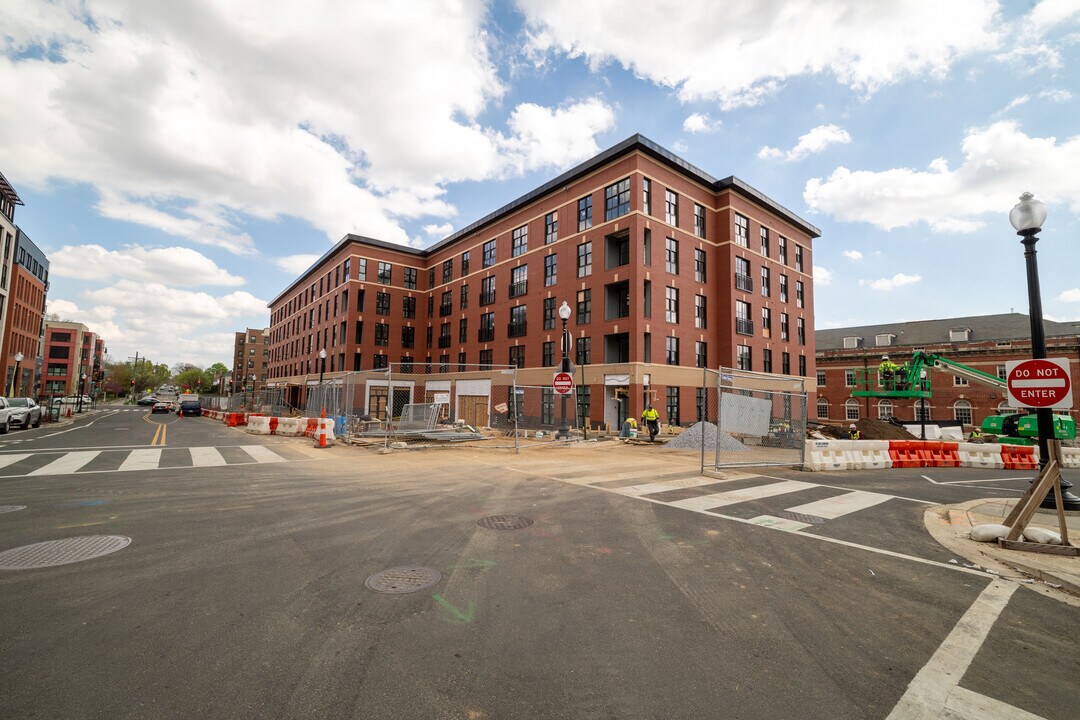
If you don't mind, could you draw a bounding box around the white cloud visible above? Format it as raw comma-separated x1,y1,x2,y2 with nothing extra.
1040,88,1073,102
50,244,245,286
672,141,688,153
521,0,1001,109
758,124,851,162
814,266,834,286
0,1,614,254
682,112,720,133
272,254,321,275
47,298,81,319
1025,0,1080,38
842,250,863,261
423,223,454,237
804,121,1080,232
858,273,922,291
1058,288,1080,302
998,95,1030,114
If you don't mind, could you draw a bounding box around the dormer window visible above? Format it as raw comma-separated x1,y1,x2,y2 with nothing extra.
842,336,862,349
875,333,895,347
949,327,971,342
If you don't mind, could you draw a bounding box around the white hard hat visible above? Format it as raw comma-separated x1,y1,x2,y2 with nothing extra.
849,423,856,428
882,355,889,360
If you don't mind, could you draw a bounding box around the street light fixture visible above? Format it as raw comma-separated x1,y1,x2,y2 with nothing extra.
1009,192,1080,511
77,372,87,413
555,301,573,440
11,351,23,397
318,348,327,384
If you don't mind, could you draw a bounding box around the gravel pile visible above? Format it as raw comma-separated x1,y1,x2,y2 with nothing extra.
665,422,747,451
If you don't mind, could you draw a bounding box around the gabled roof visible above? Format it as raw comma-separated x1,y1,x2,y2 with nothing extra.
816,312,1080,351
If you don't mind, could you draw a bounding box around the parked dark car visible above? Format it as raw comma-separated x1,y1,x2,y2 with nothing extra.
151,402,170,414
7,398,41,428
178,400,201,417
137,396,159,406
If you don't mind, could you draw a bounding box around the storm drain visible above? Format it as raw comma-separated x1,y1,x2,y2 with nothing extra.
776,511,826,525
0,535,131,570
0,505,26,514
365,566,442,594
477,515,534,530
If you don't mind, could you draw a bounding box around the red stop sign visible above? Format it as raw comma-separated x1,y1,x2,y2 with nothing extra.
553,372,574,395
1006,358,1073,409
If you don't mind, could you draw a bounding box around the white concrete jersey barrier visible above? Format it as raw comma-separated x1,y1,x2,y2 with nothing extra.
956,442,1004,469
245,416,271,435
848,440,891,470
276,417,306,436
1062,447,1080,469
805,440,851,471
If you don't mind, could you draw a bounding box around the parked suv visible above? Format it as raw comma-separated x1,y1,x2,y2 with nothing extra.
178,399,202,417
7,398,41,428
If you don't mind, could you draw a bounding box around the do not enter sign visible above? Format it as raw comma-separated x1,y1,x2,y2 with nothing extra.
553,372,574,395
1006,358,1073,409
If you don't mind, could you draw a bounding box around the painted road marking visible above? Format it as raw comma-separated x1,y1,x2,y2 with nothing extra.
239,445,286,463
886,581,1031,720
190,447,227,467
942,686,1048,720
118,449,162,472
560,468,664,485
614,475,743,497
747,515,814,532
785,490,892,519
669,480,817,512
0,453,31,469
28,451,101,476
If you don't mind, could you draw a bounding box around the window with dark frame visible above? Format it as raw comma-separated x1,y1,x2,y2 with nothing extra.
442,259,453,283
665,237,679,274
545,212,558,244
402,296,416,318
665,286,679,323
512,225,528,257
693,204,706,238
604,178,631,221
404,267,417,289
374,323,389,347
575,336,591,365
666,387,679,425
401,326,415,348
695,341,707,368
577,195,592,232
642,178,651,215
375,292,390,315
737,344,751,370
542,341,554,366
735,214,749,248
544,254,557,286
694,248,706,282
510,265,528,298
377,262,392,285
482,239,496,268
459,318,468,343
665,189,679,227
694,295,706,329
461,251,470,276
480,276,495,305
543,298,556,330
576,289,591,324
577,241,592,277
666,336,679,365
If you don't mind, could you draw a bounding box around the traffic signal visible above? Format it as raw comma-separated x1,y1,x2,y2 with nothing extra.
131,379,135,386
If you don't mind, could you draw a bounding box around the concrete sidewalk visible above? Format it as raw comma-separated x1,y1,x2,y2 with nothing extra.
928,498,1080,600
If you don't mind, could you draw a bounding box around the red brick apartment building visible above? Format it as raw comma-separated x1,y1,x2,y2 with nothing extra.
2,228,49,396
43,322,106,399
815,313,1080,429
232,327,270,394
267,134,819,428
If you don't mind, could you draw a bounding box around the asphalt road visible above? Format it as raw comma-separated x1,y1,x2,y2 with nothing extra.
0,411,1077,719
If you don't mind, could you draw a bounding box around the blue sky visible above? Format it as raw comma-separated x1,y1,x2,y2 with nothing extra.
2,0,1079,367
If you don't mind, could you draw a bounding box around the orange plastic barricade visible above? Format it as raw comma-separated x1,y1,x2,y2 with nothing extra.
268,417,279,435
889,440,924,468
304,418,319,437
1001,445,1037,470
935,441,961,467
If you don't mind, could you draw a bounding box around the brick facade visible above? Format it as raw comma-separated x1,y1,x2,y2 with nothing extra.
268,135,819,428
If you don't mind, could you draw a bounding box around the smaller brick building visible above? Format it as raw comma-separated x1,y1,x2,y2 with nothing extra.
815,313,1080,429
43,322,106,400
232,327,270,394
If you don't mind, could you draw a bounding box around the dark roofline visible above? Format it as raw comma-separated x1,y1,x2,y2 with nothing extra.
0,170,24,207
268,134,821,307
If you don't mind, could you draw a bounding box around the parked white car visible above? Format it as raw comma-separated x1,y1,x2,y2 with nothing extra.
0,398,12,433
7,398,41,428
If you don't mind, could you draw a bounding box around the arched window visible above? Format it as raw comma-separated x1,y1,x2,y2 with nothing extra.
877,399,893,420
914,399,931,422
816,399,829,419
845,399,860,421
953,400,973,425
997,401,1019,415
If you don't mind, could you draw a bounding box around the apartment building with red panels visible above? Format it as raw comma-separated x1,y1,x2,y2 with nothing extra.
267,135,819,428
815,313,1080,429
43,322,105,399
1,228,49,396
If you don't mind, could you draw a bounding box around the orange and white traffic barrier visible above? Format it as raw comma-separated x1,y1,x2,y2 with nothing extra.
957,442,1005,469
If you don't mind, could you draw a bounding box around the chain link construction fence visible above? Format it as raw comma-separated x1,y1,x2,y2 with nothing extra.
712,368,808,469
200,388,296,416
302,364,523,449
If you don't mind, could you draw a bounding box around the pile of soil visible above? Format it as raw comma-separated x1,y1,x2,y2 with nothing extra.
818,417,915,441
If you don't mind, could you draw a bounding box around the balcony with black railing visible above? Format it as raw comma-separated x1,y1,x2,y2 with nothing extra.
735,273,753,292
509,280,528,298
736,318,754,335
507,321,528,338
439,303,452,317
480,290,496,305
477,327,495,342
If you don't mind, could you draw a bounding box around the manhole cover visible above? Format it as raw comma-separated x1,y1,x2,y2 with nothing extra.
477,515,534,530
0,535,131,570
776,511,826,525
365,566,442,594
0,505,26,514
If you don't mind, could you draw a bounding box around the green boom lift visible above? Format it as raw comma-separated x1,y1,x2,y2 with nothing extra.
853,350,1076,444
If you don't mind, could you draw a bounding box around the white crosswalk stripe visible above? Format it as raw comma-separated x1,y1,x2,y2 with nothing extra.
0,445,293,477
551,464,905,534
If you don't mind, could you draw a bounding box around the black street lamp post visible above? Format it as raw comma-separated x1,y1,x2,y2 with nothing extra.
555,301,572,440
318,348,327,384
1009,192,1080,511
11,352,23,397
